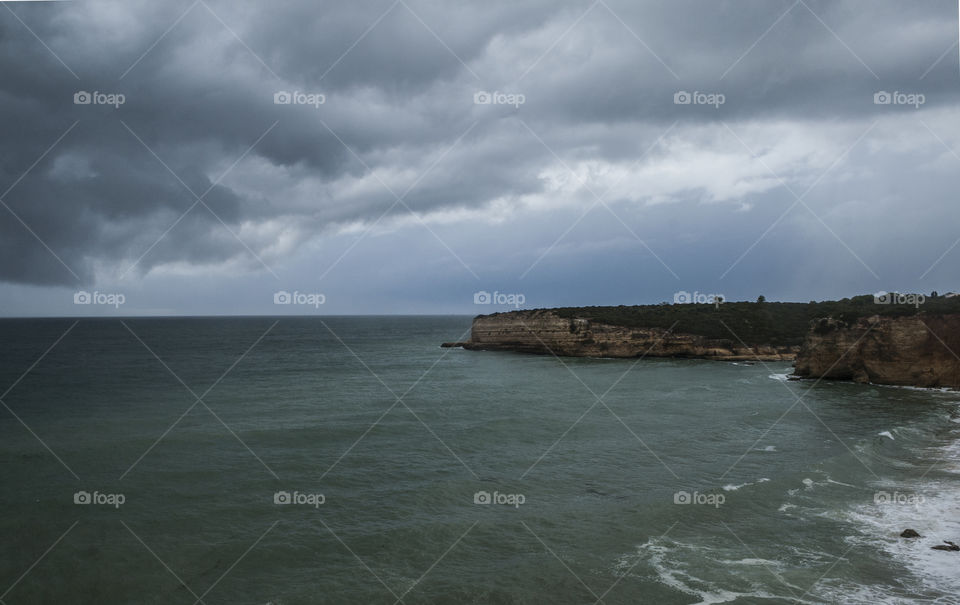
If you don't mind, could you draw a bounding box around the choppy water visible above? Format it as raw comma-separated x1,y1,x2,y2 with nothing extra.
1,317,959,604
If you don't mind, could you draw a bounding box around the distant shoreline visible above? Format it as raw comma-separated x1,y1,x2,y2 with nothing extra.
446,295,960,388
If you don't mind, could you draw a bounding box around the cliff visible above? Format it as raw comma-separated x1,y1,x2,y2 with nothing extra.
445,299,960,388
794,314,960,388
455,309,798,361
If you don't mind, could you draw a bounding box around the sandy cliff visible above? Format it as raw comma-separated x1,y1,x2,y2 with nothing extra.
444,308,960,388
456,309,798,361
793,314,960,388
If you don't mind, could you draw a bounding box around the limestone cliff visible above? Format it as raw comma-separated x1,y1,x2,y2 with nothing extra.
456,309,798,361
443,306,960,388
794,314,960,388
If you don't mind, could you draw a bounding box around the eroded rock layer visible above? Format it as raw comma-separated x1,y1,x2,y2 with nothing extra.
461,310,798,361
794,314,960,388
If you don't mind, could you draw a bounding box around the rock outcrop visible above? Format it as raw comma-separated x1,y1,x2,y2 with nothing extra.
448,306,960,388
460,309,798,361
793,314,960,388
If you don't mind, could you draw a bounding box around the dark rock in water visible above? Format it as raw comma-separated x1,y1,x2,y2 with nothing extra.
931,540,960,551
440,342,468,348
900,529,921,538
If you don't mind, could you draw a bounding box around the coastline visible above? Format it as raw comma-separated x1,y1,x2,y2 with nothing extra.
445,302,960,389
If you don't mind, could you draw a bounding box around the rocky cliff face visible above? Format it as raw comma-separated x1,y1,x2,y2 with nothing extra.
794,314,960,388
461,309,798,361
451,309,960,388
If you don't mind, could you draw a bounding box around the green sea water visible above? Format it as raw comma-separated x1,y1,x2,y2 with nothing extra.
1,317,959,604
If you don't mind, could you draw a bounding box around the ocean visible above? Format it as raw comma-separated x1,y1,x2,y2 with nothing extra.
1,316,958,604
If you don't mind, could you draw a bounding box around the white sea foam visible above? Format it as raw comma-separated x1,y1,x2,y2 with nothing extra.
878,430,895,440
839,430,960,599
618,538,819,605
807,580,922,604
844,486,960,594
722,478,770,491
868,383,960,394
715,557,781,567
937,440,960,475
825,478,861,489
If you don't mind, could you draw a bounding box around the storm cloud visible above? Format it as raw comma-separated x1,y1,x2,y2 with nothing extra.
0,0,958,314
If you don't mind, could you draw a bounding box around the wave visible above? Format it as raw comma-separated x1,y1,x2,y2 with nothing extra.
722,478,770,492
787,406,960,602
617,537,821,605
844,483,960,595
867,383,960,394
612,391,960,604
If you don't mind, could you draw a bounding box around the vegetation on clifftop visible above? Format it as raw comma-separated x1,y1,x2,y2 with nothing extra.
530,294,960,347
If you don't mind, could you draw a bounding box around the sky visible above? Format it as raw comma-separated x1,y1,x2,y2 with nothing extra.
0,0,958,316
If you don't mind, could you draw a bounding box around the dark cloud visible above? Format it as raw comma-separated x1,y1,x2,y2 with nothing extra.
0,0,957,310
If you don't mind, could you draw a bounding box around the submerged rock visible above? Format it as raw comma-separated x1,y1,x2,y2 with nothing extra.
900,529,921,538
931,540,959,551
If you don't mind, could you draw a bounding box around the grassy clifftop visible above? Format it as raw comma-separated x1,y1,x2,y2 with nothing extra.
542,294,960,347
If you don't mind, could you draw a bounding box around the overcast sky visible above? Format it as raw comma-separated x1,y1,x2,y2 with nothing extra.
0,0,957,316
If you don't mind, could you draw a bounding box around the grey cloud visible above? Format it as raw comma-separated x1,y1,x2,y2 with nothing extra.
0,0,957,298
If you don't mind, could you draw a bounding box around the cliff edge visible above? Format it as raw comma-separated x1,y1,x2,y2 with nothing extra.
459,309,798,361
794,314,960,388
446,297,960,388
